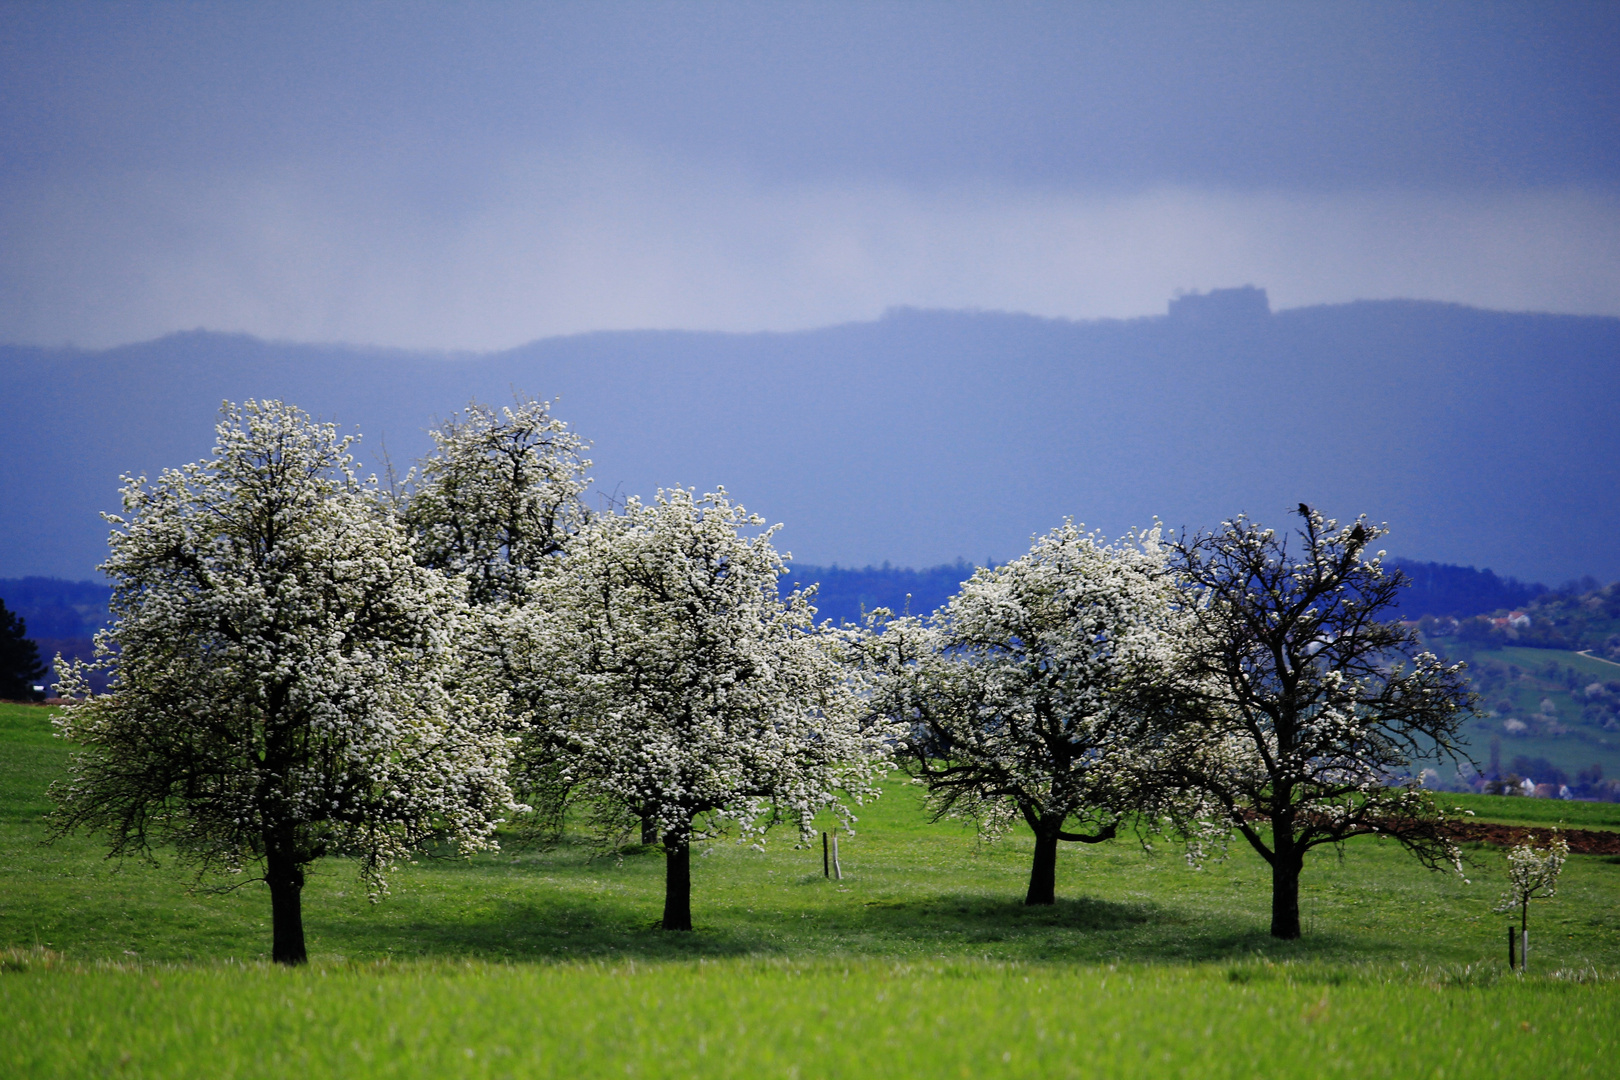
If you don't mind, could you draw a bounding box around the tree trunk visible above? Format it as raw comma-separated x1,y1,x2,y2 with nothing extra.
1270,847,1303,940
265,848,307,965
1025,830,1059,906
662,828,693,931
640,814,658,846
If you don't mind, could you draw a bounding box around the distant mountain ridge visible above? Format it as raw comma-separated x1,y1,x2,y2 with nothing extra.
3,294,1618,584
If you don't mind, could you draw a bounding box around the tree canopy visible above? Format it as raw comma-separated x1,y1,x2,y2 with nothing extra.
0,598,46,700
510,488,893,930
50,401,517,963
1160,506,1475,938
870,522,1200,904
405,397,591,606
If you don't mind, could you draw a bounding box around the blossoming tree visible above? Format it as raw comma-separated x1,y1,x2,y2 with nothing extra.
519,488,893,930
403,396,594,836
869,522,1192,905
1495,833,1568,972
49,401,517,964
405,396,592,606
1162,505,1475,939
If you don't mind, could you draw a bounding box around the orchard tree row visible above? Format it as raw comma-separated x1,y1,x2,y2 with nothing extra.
48,399,1475,964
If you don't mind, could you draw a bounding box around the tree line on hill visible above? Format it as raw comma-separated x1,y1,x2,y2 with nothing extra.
5,554,1603,694
35,397,1480,965
1428,581,1620,659
8,522,1608,689
780,555,1556,629
1,556,1583,646
0,578,112,697
0,599,46,700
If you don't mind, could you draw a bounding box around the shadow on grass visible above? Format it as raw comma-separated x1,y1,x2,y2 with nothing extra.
364,900,771,962
850,893,1154,933
303,872,1349,967
6,834,1382,968
824,892,1360,964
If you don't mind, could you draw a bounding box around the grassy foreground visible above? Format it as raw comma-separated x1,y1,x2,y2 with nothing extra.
4,955,1612,1079
3,702,1618,1077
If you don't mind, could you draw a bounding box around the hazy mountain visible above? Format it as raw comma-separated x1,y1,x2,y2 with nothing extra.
3,290,1617,584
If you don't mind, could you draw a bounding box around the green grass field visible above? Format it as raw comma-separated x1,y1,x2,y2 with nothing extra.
3,701,1617,1077
1442,792,1620,831
1441,645,1620,782
1472,647,1620,683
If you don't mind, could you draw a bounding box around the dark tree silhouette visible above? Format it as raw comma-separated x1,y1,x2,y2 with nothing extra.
0,599,47,700
1163,506,1476,939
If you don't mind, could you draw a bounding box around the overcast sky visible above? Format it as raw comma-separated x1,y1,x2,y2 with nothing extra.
2,1,1618,349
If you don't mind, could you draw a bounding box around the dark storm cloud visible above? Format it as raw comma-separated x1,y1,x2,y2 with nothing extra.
1,2,1618,348
3,3,1619,582
4,2,1616,191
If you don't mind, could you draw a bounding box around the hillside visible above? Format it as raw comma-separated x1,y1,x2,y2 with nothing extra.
2,295,1618,586
1409,578,1620,795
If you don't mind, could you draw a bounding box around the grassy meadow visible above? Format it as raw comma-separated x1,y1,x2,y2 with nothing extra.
1441,791,1620,832
3,701,1617,1077
1439,645,1620,782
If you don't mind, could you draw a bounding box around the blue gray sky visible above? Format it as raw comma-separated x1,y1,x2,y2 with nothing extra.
3,2,1618,349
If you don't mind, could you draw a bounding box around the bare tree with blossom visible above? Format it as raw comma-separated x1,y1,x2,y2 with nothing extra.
1160,505,1476,939
868,522,1202,905
507,487,894,930
49,401,518,964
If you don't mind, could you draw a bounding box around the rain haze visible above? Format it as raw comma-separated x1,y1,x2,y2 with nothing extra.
4,2,1619,348
1,2,1618,582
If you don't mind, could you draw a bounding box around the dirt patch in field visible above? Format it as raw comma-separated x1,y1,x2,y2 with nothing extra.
1441,821,1620,855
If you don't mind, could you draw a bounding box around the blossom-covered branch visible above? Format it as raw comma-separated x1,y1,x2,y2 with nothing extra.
49,401,518,964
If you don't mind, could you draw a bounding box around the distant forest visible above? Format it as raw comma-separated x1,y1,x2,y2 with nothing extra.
783,556,1553,628
778,562,979,625
0,577,114,691
0,558,1583,682
1385,559,1546,618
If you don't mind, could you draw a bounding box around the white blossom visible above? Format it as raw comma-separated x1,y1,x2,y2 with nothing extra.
50,401,518,963
864,521,1209,904
405,396,591,606
500,487,894,929
1495,833,1568,933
